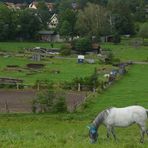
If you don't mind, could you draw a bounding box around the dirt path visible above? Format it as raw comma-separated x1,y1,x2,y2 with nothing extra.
133,61,148,64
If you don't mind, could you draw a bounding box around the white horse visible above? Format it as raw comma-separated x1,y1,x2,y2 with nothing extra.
88,105,148,143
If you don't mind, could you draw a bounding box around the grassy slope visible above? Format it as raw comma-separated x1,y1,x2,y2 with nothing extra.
84,64,148,116
0,65,148,147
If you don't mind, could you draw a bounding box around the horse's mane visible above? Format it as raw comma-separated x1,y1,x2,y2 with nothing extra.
92,107,113,128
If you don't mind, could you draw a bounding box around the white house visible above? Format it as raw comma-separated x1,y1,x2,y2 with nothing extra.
48,14,58,29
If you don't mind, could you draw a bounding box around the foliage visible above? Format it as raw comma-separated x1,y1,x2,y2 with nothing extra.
108,0,135,35
53,96,67,112
0,3,17,40
33,89,67,113
0,4,42,41
76,3,110,37
66,68,100,91
75,37,91,54
113,32,121,43
18,9,42,40
58,8,77,40
60,44,71,56
37,1,52,29
138,22,148,40
127,0,146,22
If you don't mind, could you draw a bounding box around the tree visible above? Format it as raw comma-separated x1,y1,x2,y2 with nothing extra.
0,3,18,40
126,0,146,22
76,3,110,37
37,1,51,29
138,23,148,42
58,8,77,40
107,0,135,35
75,37,91,54
18,9,42,40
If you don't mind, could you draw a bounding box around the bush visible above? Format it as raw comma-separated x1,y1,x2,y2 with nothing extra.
60,44,71,56
113,33,121,44
64,68,100,91
75,37,91,54
32,89,67,113
53,96,67,113
34,80,54,90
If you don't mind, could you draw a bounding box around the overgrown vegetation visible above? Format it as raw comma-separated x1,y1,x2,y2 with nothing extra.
33,89,67,113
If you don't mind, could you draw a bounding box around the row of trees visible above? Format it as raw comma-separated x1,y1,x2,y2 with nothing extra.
0,0,147,41
58,0,147,41
0,2,53,41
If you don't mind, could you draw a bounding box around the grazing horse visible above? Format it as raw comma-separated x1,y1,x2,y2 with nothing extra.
88,105,148,143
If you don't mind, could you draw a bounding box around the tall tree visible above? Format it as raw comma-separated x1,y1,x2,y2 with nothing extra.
37,1,51,29
0,3,18,40
76,3,110,37
108,0,135,35
58,8,77,40
18,9,42,40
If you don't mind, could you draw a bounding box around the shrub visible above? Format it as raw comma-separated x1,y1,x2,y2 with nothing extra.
113,33,121,44
34,80,54,90
75,37,91,54
60,44,71,56
53,96,67,113
64,68,100,91
32,89,67,113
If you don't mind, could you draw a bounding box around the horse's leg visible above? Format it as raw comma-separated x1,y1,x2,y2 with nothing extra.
106,126,111,139
111,127,117,141
139,124,146,143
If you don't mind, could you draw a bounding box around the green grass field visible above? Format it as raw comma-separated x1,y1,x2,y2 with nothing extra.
101,43,148,61
0,41,148,61
0,42,62,52
0,41,148,147
0,64,148,147
0,56,101,85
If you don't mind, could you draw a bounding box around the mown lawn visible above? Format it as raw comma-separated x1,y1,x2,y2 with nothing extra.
0,64,148,147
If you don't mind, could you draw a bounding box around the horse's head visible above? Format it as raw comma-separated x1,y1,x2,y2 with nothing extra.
87,125,98,143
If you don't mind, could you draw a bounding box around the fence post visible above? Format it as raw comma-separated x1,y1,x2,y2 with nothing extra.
16,83,19,90
5,100,9,113
78,83,81,91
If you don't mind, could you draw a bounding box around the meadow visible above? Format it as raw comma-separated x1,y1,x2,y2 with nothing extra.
0,41,148,61
0,64,147,147
0,56,100,85
0,42,62,52
0,41,148,147
101,43,148,61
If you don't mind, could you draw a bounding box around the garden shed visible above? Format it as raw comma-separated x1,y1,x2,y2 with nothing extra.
38,30,60,42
